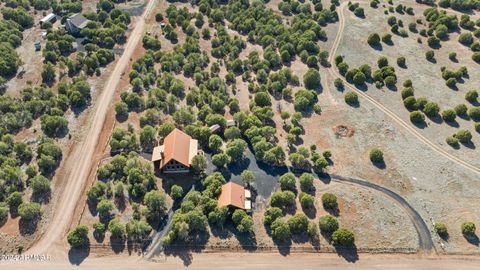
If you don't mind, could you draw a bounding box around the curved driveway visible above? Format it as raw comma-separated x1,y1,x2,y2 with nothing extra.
329,174,434,251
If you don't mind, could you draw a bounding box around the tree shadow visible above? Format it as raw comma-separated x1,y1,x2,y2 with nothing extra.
115,197,126,213
334,245,359,262
233,231,257,251
115,113,128,123
325,207,340,217
68,247,90,266
110,236,126,254
369,43,383,51
164,247,194,266
386,84,397,91
210,225,233,239
447,84,459,91
274,240,292,256
163,233,209,266
31,190,51,204
457,113,470,120
346,100,360,108
460,141,476,150
291,232,312,244
19,218,39,236
302,206,317,219
317,172,332,184
464,234,480,246
448,142,461,150
93,230,105,243
321,230,333,243
439,232,449,242
445,120,459,128
72,104,89,117
372,160,386,169
9,207,19,218
87,200,98,216
469,100,480,107
412,121,427,129
0,216,6,228
355,83,368,92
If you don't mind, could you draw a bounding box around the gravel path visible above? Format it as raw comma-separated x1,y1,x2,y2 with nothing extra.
27,0,157,255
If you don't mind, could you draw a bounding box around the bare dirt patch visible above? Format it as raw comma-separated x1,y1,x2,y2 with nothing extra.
333,125,355,138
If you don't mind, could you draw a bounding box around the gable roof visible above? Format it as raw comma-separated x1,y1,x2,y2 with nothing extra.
217,182,245,209
68,13,89,29
160,128,195,168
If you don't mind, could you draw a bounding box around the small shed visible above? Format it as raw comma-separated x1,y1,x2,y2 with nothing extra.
40,13,56,25
226,119,236,127
209,124,221,133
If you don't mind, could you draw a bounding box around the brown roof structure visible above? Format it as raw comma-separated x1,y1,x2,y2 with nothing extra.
159,128,197,168
217,182,245,209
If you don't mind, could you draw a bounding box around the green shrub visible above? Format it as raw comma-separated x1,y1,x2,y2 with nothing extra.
279,172,296,191
303,69,321,89
434,223,448,237
287,213,309,234
454,104,468,116
449,52,457,61
423,102,440,116
319,215,339,233
425,50,435,61
271,219,291,241
473,52,480,63
442,109,456,122
332,228,355,246
456,130,472,143
108,218,126,239
410,111,425,123
461,221,476,236
344,92,358,105
369,148,384,163
397,57,406,67
458,33,474,46
67,225,89,248
299,192,315,209
446,135,459,147
334,78,344,89
263,207,283,225
468,107,480,121
18,202,41,220
401,87,414,99
367,33,381,46
322,193,338,210
299,173,314,191
382,33,392,43
465,90,478,103
403,96,417,110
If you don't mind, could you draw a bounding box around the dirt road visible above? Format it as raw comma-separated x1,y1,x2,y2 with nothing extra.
27,0,156,255
327,2,480,176
2,253,480,269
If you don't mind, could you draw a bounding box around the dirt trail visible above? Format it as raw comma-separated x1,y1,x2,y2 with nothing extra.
327,2,480,176
27,0,156,255
2,252,480,269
